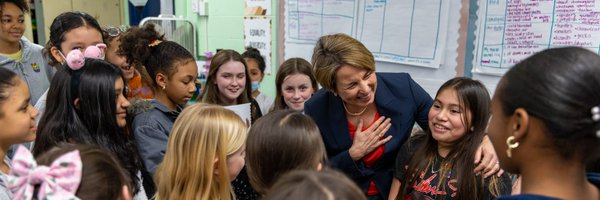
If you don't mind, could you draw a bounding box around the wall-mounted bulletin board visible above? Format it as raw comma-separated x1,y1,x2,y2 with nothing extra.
279,0,466,96
283,0,450,68
279,0,600,96
470,0,600,92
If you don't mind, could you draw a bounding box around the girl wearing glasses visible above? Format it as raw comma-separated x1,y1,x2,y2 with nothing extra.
105,26,154,99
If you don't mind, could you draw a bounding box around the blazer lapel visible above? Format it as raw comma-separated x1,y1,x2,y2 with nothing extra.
328,92,353,149
374,74,404,152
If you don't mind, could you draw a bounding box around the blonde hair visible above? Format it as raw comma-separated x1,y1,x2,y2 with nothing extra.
154,103,247,200
311,33,375,92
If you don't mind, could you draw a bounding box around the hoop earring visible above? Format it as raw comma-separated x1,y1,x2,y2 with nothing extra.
506,136,519,158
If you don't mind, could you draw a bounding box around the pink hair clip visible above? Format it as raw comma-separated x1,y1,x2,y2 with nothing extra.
64,43,107,70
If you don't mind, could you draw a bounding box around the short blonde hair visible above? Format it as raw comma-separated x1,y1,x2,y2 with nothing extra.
154,103,247,200
311,33,375,92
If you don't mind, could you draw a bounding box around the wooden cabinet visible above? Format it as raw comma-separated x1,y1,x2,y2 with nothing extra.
35,0,125,44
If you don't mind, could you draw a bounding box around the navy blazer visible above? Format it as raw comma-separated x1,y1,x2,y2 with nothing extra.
304,73,432,198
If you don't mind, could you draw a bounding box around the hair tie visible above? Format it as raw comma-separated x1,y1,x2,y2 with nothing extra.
8,145,82,200
591,106,600,122
149,39,162,47
591,106,600,138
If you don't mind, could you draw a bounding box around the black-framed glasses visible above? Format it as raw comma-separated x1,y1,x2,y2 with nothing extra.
104,25,129,37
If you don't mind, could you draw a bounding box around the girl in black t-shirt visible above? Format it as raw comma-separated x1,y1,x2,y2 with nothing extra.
389,77,511,200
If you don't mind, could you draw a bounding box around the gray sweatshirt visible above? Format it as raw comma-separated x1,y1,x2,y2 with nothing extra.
0,38,53,104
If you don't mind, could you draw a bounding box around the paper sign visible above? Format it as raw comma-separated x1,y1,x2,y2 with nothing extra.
224,103,252,123
244,17,272,74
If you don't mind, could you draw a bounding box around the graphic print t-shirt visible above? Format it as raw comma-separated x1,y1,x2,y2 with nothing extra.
393,135,511,200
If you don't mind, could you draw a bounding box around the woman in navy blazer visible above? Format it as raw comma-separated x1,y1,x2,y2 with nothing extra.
304,34,501,199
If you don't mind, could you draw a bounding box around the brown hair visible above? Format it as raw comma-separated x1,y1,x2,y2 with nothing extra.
246,110,327,194
270,58,318,112
199,49,252,105
36,143,131,200
263,169,366,200
311,33,375,92
398,77,507,199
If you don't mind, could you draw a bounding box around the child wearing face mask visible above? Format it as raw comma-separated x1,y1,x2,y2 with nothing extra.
198,49,262,200
242,47,272,114
0,0,52,105
199,49,262,123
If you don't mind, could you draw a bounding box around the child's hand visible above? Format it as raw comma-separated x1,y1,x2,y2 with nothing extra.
474,135,503,178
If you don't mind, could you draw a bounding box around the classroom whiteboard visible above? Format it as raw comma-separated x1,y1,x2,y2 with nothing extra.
284,0,451,68
473,0,600,75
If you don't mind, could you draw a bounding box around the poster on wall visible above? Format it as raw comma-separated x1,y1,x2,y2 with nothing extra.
245,0,271,16
244,17,272,74
473,0,600,75
283,0,449,68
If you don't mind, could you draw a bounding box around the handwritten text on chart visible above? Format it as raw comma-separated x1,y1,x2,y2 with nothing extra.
476,0,600,73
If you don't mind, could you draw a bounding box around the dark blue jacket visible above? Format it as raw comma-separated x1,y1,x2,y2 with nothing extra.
304,73,432,198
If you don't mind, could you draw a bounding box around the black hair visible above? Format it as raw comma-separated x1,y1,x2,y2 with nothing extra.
42,11,104,67
118,23,195,89
34,59,142,194
0,0,29,14
399,77,506,199
0,67,19,117
241,47,266,73
498,46,600,162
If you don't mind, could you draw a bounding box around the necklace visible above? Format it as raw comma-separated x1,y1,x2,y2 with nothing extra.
342,102,368,116
431,157,444,174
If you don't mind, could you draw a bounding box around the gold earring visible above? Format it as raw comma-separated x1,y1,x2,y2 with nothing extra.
506,136,520,158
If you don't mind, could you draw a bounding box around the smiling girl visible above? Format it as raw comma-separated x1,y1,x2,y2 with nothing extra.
0,67,38,199
199,49,262,122
390,77,511,199
270,58,317,112
0,0,51,105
